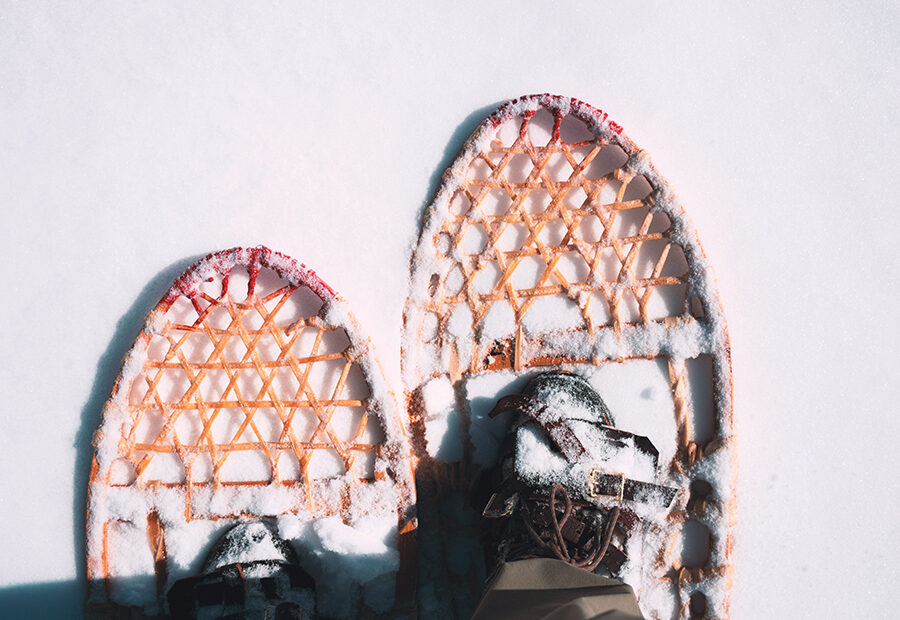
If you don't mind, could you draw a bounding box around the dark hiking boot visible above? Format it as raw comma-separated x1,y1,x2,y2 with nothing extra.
167,521,315,619
475,372,678,577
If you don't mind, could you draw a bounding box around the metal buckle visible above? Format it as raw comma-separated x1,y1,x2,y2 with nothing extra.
482,491,519,518
588,469,626,502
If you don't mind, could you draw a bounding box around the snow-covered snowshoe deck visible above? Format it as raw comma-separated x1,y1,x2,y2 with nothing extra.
403,95,735,620
87,247,416,619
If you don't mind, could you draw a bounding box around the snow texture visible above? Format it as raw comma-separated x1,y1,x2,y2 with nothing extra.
421,376,463,461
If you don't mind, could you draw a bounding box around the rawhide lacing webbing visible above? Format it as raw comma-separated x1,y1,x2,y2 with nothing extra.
421,99,693,362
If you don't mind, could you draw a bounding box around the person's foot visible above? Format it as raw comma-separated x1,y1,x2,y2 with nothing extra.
167,521,314,619
474,371,678,577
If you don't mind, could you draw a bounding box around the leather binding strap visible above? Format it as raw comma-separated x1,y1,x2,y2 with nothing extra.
588,470,677,507
489,394,665,469
490,394,588,462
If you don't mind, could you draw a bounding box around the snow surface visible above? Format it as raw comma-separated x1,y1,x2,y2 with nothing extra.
1,4,898,620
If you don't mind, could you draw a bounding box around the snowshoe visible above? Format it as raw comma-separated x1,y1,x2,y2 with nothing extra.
87,247,417,619
403,95,736,619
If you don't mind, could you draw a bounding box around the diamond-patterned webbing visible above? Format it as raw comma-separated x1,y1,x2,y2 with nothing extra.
429,109,691,343
116,269,381,497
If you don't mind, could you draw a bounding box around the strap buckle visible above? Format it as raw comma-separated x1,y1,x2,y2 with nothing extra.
588,469,626,502
482,491,519,518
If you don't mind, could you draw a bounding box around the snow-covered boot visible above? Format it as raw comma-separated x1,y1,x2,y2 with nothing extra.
167,521,314,619
475,371,678,577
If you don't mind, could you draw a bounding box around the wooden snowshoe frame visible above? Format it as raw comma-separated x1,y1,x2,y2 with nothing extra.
87,247,416,617
403,95,735,620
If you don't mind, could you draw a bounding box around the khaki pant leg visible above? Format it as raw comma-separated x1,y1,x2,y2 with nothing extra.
470,558,644,620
